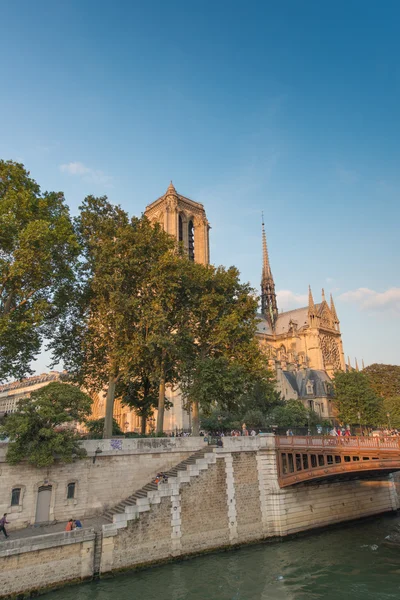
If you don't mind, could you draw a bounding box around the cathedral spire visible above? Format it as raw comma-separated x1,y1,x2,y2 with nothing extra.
166,181,177,195
308,285,316,317
321,288,326,302
362,359,365,370
355,358,359,372
261,214,278,329
348,356,351,369
330,293,339,322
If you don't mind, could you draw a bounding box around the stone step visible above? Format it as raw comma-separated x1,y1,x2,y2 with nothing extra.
103,448,215,523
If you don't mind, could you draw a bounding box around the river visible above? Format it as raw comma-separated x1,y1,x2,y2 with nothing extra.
47,514,400,600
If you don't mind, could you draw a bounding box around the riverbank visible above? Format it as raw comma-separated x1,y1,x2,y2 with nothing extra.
0,436,398,598
44,512,400,600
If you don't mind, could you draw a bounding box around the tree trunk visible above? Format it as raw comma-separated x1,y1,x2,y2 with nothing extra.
141,414,147,435
192,399,200,436
103,376,116,439
156,377,166,435
156,354,166,435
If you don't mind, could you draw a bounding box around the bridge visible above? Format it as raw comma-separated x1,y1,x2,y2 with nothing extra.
276,435,400,487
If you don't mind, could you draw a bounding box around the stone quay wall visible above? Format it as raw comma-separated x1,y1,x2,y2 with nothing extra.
0,437,205,530
0,436,398,598
101,436,399,574
0,529,95,598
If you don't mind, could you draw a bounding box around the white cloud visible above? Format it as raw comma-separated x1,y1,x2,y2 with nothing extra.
338,287,400,314
276,290,308,311
59,162,112,186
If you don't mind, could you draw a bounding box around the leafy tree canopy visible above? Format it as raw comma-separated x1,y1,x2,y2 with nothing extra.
0,382,92,467
382,397,400,430
51,198,188,438
364,363,400,400
268,400,316,428
333,370,383,427
0,160,79,381
179,262,269,434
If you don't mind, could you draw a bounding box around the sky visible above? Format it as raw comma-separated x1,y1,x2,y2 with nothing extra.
1,0,399,372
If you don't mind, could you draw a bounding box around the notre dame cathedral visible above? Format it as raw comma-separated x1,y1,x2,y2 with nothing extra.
95,183,345,430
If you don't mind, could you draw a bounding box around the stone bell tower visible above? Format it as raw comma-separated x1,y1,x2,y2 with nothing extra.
144,182,210,265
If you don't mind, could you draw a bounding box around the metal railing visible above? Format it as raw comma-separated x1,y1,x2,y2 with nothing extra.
276,435,400,450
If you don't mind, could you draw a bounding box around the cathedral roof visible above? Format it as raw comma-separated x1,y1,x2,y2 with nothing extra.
282,369,333,399
257,305,315,335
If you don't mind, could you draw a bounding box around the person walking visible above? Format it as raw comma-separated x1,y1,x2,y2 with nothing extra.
0,514,9,538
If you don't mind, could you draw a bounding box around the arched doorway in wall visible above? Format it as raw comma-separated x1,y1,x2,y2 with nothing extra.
188,220,194,261
35,485,52,523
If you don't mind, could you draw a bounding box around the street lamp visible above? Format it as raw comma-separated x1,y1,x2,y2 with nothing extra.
357,411,361,436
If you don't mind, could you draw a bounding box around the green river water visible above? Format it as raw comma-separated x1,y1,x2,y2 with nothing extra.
47,514,400,600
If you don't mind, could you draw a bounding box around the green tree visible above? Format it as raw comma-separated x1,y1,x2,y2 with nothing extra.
364,363,400,399
0,160,79,381
333,370,383,427
0,382,92,467
180,263,268,435
382,397,400,430
121,375,158,435
51,199,188,438
268,400,309,428
85,417,123,438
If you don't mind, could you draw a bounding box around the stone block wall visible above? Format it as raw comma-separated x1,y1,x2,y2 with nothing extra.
275,478,395,536
232,451,262,543
180,457,230,553
0,529,95,598
0,437,206,529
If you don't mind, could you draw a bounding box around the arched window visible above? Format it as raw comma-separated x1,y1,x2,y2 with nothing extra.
188,220,194,261
67,482,76,500
179,215,183,242
11,488,21,506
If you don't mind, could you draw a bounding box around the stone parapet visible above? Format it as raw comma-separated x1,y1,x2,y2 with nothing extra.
0,528,95,558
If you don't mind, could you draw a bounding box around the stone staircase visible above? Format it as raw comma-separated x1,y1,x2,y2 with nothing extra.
103,447,216,527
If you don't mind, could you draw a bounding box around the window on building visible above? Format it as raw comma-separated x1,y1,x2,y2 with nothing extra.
11,488,21,506
67,482,76,500
178,215,183,242
188,220,194,261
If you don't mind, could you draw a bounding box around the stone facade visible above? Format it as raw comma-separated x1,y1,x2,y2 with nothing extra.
0,371,64,415
0,437,205,530
144,182,210,266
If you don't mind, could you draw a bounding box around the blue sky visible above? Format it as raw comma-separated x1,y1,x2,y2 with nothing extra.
1,1,399,371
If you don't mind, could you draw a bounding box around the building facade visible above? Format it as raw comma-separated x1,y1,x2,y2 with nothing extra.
144,181,210,265
256,219,345,419
0,372,64,416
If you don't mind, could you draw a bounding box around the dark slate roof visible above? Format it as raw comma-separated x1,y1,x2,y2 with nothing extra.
282,369,333,398
257,304,321,335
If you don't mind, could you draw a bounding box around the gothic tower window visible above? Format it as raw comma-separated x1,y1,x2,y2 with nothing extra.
179,215,183,243
188,220,194,261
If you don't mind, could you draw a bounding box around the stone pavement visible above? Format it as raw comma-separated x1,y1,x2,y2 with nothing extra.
0,515,107,541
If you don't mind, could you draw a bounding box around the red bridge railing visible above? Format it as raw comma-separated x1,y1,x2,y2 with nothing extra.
275,435,400,487
276,435,400,450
